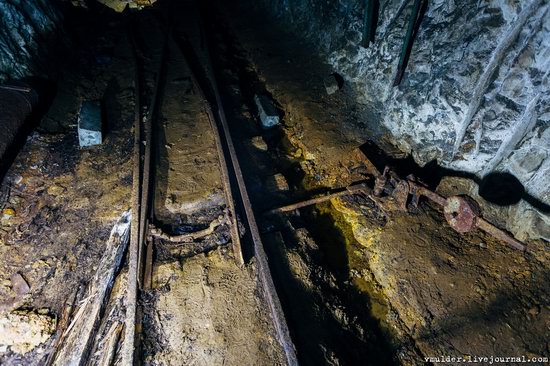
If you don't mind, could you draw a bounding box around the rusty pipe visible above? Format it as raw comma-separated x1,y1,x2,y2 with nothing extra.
475,218,526,251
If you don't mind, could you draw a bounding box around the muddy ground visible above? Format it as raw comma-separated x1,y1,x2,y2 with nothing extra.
216,3,549,365
0,3,286,365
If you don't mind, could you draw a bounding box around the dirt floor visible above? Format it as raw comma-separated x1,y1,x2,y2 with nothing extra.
0,1,548,365
143,251,285,365
215,3,550,365
0,6,134,364
0,3,286,365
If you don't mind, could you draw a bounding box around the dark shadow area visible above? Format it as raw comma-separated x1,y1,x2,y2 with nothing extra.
0,78,57,183
479,172,524,206
264,221,398,366
359,140,550,213
331,72,345,89
103,78,122,136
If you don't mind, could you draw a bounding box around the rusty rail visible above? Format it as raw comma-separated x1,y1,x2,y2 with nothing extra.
181,14,299,365
122,14,171,365
172,33,244,266
267,183,370,214
122,21,143,366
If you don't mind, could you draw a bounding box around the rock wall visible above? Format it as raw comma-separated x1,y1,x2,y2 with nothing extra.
0,0,62,82
249,0,550,241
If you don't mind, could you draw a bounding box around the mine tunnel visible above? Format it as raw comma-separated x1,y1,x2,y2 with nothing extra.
0,0,549,365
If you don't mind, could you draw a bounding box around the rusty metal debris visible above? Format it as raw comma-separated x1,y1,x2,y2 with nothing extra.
149,216,228,243
267,182,370,215
373,166,526,251
268,163,526,252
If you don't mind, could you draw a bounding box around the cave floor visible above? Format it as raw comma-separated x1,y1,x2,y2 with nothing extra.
0,1,548,366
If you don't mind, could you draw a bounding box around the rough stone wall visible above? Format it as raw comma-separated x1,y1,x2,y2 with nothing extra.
0,0,61,82
251,0,550,241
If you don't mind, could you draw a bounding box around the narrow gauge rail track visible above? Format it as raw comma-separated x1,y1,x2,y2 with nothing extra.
122,9,169,364
123,4,298,365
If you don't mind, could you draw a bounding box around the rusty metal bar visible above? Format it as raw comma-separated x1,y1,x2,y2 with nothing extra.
173,34,244,266
267,183,370,214
202,99,245,266
475,218,525,251
412,184,447,206
195,20,299,365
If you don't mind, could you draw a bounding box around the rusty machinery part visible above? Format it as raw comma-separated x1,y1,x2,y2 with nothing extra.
443,195,480,233
374,166,526,251
443,196,525,251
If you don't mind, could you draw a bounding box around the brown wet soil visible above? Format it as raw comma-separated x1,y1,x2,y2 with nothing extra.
0,5,134,364
213,3,550,365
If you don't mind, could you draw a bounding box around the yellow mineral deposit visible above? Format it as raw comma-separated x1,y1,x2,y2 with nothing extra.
2,208,15,220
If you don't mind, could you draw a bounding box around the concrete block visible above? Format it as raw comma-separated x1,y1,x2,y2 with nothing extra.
254,94,280,129
78,101,103,147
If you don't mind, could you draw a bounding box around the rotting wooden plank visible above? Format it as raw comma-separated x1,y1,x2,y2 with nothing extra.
97,322,123,366
143,239,154,290
44,286,81,365
52,211,131,366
